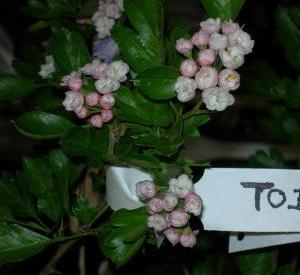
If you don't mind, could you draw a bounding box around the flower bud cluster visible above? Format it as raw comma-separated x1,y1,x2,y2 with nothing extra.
175,18,254,111
61,59,129,128
136,174,203,248
38,55,56,79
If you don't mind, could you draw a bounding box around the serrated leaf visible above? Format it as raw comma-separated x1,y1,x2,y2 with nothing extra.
15,111,75,140
0,223,50,265
201,0,245,20
97,208,147,267
49,149,85,212
114,86,173,126
49,27,90,75
134,66,179,100
23,157,61,222
60,126,110,167
72,197,98,225
183,115,210,138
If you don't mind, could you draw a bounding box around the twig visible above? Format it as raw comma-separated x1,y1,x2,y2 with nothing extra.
39,240,77,275
79,245,87,275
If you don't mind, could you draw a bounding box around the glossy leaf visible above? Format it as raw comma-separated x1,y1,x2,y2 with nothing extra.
72,197,98,225
183,115,210,138
60,126,110,167
201,0,245,20
134,66,179,100
114,86,173,126
49,27,91,74
49,149,85,212
23,157,61,222
97,208,147,267
15,111,75,139
0,74,39,101
0,223,50,265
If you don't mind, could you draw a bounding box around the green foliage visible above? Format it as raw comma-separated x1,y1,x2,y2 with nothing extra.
60,126,110,166
276,6,300,71
97,207,147,267
72,197,98,225
277,265,296,275
183,115,210,138
236,250,278,275
201,0,245,20
192,254,226,275
134,66,179,100
112,0,165,72
49,27,91,75
15,111,75,140
0,223,51,265
114,86,174,126
0,74,39,101
249,148,285,168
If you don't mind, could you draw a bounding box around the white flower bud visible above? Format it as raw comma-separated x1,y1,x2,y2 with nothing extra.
228,30,254,55
148,214,168,232
163,193,178,212
209,33,228,50
95,78,120,94
174,76,197,102
219,46,245,69
200,18,221,33
218,69,240,91
106,60,129,82
168,174,194,198
195,66,218,90
202,87,235,111
62,91,84,113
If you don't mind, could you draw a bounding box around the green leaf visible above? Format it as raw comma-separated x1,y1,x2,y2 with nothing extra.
0,223,50,265
276,6,300,71
0,74,39,101
114,86,173,126
236,250,278,275
49,149,85,212
249,148,285,168
23,157,61,222
49,27,90,75
60,126,110,167
34,90,62,111
15,111,75,139
97,208,147,267
242,60,287,100
183,115,210,138
0,173,36,218
112,0,165,73
277,265,296,275
201,0,245,20
72,197,98,225
134,66,179,100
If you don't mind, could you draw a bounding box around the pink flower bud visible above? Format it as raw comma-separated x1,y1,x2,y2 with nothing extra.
163,193,178,212
195,66,218,90
164,228,180,246
180,59,198,77
191,30,210,47
147,197,165,214
209,33,228,50
180,231,198,247
168,174,194,198
222,20,240,35
75,107,89,119
85,92,101,106
136,180,156,201
218,69,240,91
68,78,83,92
101,109,113,122
90,114,103,128
184,192,203,216
176,38,193,54
99,93,115,110
169,210,189,227
198,49,215,66
148,214,168,232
